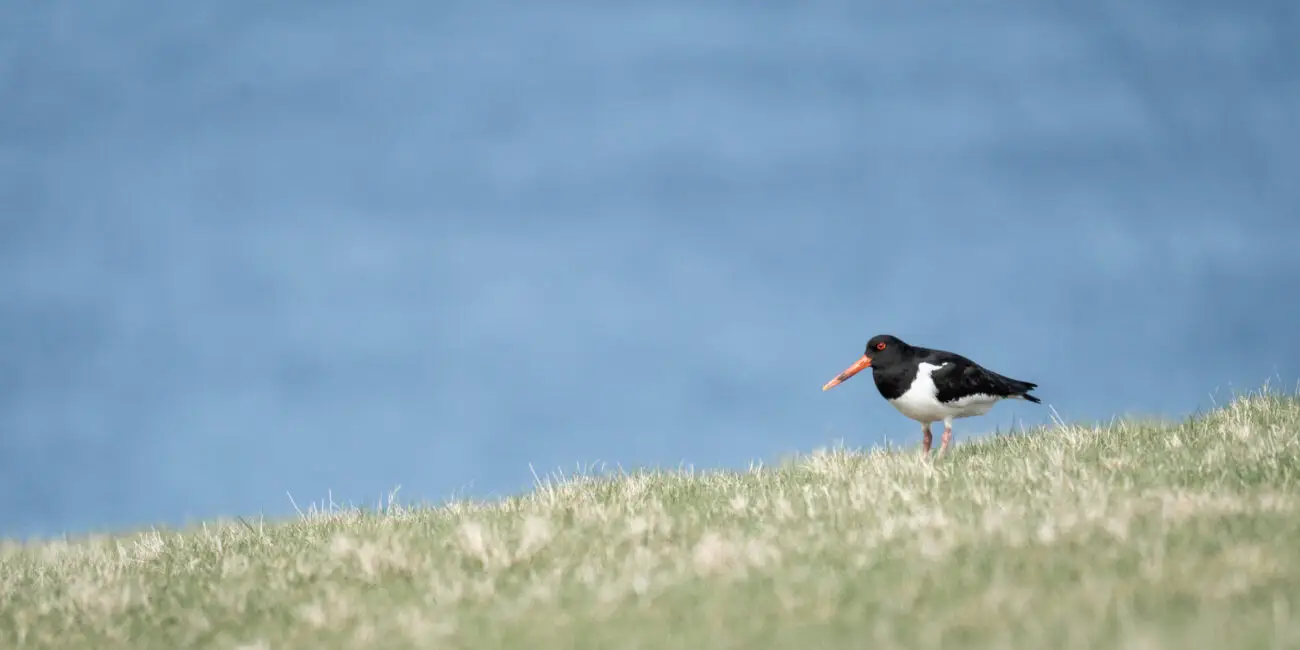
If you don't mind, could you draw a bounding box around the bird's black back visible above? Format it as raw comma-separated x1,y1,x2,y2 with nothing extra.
871,341,1040,404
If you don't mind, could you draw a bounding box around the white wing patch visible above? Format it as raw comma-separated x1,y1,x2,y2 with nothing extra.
887,361,1006,423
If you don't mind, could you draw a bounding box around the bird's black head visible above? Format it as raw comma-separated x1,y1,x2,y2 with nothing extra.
821,334,909,392
864,334,909,366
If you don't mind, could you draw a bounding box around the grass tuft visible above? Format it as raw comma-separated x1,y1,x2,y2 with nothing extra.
3,387,1300,649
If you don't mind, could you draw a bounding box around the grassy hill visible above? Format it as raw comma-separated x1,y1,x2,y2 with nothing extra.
3,388,1299,650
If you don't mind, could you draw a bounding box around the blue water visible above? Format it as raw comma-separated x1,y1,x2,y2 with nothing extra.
3,1,1298,539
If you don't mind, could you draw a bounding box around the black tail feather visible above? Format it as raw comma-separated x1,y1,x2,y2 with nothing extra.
1008,379,1040,403
1006,377,1040,403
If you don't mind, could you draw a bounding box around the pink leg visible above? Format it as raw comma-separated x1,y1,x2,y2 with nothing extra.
921,424,933,455
939,425,953,454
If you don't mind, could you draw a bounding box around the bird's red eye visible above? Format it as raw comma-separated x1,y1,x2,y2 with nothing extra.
875,342,886,351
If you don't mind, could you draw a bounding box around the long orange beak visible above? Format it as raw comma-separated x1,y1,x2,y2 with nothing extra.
822,355,872,391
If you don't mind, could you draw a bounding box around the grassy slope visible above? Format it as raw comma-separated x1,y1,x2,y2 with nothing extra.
3,389,1300,650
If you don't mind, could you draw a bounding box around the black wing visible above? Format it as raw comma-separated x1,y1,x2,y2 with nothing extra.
927,353,1040,404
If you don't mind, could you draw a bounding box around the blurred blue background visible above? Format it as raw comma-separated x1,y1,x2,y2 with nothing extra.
3,1,1298,539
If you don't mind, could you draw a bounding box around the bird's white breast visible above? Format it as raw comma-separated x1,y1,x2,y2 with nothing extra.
887,362,1003,423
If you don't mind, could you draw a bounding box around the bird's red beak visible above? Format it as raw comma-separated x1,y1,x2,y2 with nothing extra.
822,355,871,391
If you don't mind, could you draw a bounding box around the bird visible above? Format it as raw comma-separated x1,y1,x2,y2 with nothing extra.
821,334,1040,455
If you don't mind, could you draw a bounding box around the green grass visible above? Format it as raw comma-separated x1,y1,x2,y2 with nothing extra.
4,388,1300,650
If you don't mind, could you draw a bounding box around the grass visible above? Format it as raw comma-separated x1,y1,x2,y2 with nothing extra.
3,388,1300,649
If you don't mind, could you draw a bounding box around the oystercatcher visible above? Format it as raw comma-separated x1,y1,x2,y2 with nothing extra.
821,334,1040,454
